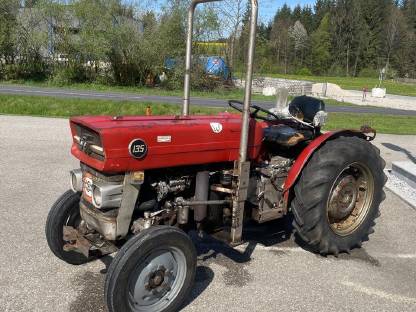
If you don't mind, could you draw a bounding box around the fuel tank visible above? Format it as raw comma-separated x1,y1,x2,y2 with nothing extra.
70,113,266,173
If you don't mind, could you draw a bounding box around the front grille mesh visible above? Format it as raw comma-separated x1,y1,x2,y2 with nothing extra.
73,123,104,161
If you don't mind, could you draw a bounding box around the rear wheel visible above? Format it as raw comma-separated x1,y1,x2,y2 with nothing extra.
291,136,386,255
105,226,197,312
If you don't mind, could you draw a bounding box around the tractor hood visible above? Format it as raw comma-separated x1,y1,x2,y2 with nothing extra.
69,113,265,173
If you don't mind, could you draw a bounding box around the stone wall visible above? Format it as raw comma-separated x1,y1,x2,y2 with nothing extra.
233,77,313,95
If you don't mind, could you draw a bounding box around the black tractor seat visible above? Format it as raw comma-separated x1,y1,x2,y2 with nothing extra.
263,124,314,147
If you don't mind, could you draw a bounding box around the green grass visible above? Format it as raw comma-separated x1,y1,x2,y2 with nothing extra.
0,94,223,117
324,113,416,135
250,73,416,97
1,94,415,135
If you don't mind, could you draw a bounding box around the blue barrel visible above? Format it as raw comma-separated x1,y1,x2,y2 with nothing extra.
205,56,229,80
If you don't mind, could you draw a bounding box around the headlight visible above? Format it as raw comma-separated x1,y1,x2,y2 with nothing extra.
90,182,123,209
313,110,328,127
70,169,83,192
92,186,102,208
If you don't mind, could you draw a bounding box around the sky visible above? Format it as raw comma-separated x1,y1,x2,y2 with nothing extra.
128,0,317,23
260,0,315,22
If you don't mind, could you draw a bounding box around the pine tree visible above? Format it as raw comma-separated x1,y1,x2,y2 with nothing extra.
314,0,333,27
311,13,331,74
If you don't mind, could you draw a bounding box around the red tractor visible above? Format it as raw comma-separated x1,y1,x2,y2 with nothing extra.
45,1,386,311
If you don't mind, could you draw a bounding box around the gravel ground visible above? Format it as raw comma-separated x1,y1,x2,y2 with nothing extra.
312,82,416,111
385,170,416,210
1,115,416,312
341,90,416,111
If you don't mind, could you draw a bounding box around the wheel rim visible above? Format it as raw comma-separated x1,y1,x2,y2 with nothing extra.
327,162,374,236
128,247,187,312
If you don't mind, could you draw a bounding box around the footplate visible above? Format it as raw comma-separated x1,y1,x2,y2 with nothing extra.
63,226,118,258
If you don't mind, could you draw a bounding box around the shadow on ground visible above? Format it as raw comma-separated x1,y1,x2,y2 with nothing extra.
69,214,378,311
69,256,113,312
382,142,416,164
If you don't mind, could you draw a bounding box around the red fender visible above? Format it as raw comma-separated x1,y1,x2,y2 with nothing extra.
282,129,370,204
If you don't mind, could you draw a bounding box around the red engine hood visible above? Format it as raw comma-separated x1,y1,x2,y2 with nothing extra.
70,113,266,173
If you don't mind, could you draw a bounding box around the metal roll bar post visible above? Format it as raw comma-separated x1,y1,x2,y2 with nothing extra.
182,0,259,244
183,0,221,116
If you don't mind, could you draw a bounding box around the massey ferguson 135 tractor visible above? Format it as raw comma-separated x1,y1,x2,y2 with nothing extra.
45,1,386,311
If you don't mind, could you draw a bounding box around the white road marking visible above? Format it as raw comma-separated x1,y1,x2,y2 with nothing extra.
236,245,416,260
376,253,416,259
342,281,416,304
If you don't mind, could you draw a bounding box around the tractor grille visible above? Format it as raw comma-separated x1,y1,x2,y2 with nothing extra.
72,123,104,161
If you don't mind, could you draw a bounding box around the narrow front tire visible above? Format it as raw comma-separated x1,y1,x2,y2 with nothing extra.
105,226,197,312
45,190,91,265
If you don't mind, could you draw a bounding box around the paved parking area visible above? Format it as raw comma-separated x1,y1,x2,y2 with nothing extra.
1,115,416,312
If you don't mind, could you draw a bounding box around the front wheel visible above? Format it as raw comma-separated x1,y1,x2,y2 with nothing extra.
45,190,91,265
105,226,197,312
291,136,387,255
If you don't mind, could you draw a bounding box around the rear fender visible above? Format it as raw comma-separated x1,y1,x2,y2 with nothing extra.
283,128,375,206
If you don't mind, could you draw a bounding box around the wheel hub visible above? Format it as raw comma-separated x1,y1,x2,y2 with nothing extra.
128,248,187,312
147,269,165,288
328,175,358,221
326,163,374,236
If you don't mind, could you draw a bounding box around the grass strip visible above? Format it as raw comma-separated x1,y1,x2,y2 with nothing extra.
1,95,415,135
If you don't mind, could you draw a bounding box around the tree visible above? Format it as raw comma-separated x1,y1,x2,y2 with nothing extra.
0,0,19,67
301,6,315,34
158,6,186,59
311,13,331,74
314,0,332,27
289,20,308,66
214,0,245,71
269,4,292,73
359,0,390,69
384,5,402,74
331,0,366,76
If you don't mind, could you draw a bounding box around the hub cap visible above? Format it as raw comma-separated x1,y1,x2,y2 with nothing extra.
327,162,374,236
128,247,187,312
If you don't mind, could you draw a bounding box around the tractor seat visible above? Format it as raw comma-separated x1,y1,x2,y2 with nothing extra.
263,124,314,147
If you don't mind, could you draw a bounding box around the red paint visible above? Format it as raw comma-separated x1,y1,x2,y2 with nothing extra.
70,113,267,173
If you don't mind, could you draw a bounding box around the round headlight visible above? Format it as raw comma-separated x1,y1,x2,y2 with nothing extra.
92,186,102,208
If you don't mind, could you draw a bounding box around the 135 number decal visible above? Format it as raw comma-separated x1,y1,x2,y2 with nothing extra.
129,139,148,159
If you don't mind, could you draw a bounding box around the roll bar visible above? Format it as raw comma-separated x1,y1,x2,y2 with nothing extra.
182,0,258,164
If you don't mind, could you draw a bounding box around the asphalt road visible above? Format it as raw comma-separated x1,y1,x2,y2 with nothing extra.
1,115,416,312
1,84,416,116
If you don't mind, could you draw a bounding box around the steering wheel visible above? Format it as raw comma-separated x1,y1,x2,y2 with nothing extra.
228,100,279,121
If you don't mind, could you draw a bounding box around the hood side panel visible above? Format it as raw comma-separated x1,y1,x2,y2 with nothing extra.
70,114,265,173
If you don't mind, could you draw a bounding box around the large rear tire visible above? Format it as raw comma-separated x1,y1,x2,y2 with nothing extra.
105,226,197,312
291,136,386,255
45,190,91,265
